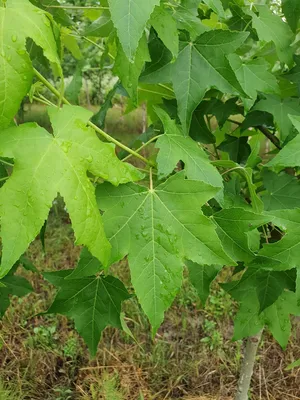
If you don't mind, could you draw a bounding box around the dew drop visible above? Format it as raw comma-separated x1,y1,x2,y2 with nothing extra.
87,155,93,163
23,75,28,80
11,35,17,42
6,55,11,62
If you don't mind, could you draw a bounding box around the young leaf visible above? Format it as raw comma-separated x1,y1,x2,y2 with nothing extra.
202,0,225,18
250,5,294,66
254,96,300,141
187,262,222,305
228,55,279,103
0,105,142,278
262,170,300,211
267,114,300,167
150,5,179,57
213,208,270,263
44,271,130,356
0,0,61,128
155,108,223,187
172,30,248,133
114,35,150,105
108,0,160,60
96,173,234,332
83,11,114,37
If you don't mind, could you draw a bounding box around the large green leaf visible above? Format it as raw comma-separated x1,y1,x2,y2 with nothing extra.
44,270,130,356
250,5,294,66
254,95,300,142
0,0,61,128
155,108,223,187
202,0,225,18
213,208,269,263
96,173,234,332
0,105,142,278
108,0,160,60
262,170,300,211
172,30,248,133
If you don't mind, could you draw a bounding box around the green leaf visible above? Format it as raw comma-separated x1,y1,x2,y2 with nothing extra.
262,170,300,211
83,11,114,37
108,0,160,60
173,0,208,39
256,270,288,313
97,173,234,332
0,274,33,318
114,35,150,105
254,95,300,142
286,359,300,370
187,262,222,305
155,108,223,187
228,55,279,104
30,0,73,26
202,0,225,18
218,134,251,164
267,114,300,168
172,30,248,133
250,5,294,66
61,28,82,60
65,62,84,105
0,105,142,278
0,164,7,188
91,81,120,129
213,208,269,263
0,0,61,128
66,248,102,280
150,5,178,57
282,0,300,32
139,30,172,84
44,271,130,356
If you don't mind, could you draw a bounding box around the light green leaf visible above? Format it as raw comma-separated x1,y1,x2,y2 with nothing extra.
254,96,300,141
44,270,130,356
262,170,300,211
108,0,160,60
65,62,84,104
267,114,300,167
150,5,178,57
0,0,61,128
187,262,222,305
0,105,142,278
282,0,300,32
202,0,225,18
97,173,234,332
172,30,248,133
228,55,280,104
114,35,150,105
250,5,294,66
155,108,223,187
83,11,114,37
213,208,269,263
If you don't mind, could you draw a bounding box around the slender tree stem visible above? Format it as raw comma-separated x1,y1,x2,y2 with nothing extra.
122,135,162,162
227,119,281,150
33,68,153,166
235,330,263,400
32,95,52,107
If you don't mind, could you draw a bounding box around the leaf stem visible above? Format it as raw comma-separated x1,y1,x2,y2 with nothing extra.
33,68,154,166
149,168,154,191
122,135,162,162
0,158,13,167
32,95,52,107
46,5,109,10
0,176,8,182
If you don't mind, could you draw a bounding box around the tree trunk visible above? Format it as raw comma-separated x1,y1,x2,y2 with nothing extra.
235,330,263,400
